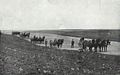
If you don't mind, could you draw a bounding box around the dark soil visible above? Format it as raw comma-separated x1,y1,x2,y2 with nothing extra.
0,34,120,75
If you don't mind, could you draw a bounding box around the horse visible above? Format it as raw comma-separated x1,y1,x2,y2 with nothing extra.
49,39,56,48
100,39,111,52
93,39,111,52
95,38,102,52
57,39,64,48
49,39,64,48
20,32,30,38
78,39,93,52
83,40,93,52
78,38,84,51
30,37,39,43
91,39,99,52
78,37,111,52
107,39,111,45
78,39,101,52
12,32,21,35
39,36,45,44
49,40,53,48
84,39,110,52
52,39,58,47
78,40,83,50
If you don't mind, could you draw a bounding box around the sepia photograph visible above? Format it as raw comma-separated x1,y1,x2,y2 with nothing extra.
0,0,120,75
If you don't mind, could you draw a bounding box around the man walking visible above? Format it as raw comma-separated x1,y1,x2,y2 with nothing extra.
71,39,74,48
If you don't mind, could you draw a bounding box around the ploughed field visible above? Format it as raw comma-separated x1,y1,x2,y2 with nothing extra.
29,29,120,55
0,33,120,75
36,29,120,42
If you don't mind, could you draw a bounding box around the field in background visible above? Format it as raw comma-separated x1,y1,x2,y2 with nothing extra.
31,29,120,42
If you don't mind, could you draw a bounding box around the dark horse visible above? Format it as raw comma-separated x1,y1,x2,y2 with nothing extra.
100,39,110,52
57,39,64,48
40,36,45,44
91,39,111,52
30,37,39,43
78,37,93,52
20,32,30,38
82,40,93,52
12,32,21,35
50,39,64,48
78,38,111,52
30,36,45,44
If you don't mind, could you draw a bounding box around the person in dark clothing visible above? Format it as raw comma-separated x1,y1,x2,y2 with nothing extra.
71,39,75,48
49,40,52,48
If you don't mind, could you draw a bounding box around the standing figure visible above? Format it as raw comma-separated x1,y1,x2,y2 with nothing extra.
53,39,57,47
92,39,97,52
45,39,48,47
78,39,83,50
101,39,106,52
71,39,75,48
49,40,53,48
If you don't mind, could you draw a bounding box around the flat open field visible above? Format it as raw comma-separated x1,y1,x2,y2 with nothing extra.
27,32,120,55
35,29,120,42
0,31,120,75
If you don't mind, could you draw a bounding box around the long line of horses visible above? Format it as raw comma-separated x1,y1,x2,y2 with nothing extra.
49,39,64,48
12,32,46,43
12,31,111,52
12,32,30,38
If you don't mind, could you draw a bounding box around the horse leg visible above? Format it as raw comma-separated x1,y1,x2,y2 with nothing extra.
99,46,101,52
104,46,106,52
84,46,87,52
61,44,63,48
104,46,107,52
59,44,61,48
95,47,97,52
102,46,104,52
94,46,97,52
106,46,108,52
82,45,86,51
103,46,105,52
101,46,102,52
105,46,107,52
89,46,92,52
50,43,52,47
57,44,60,48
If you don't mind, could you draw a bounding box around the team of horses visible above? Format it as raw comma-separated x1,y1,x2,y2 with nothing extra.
78,38,111,52
12,31,111,52
12,32,30,38
12,32,45,44
49,39,64,48
30,36,45,44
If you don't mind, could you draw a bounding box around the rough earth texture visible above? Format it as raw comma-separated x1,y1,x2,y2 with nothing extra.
0,34,120,75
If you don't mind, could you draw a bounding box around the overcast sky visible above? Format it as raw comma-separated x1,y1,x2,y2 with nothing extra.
0,0,120,30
